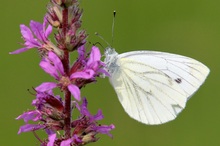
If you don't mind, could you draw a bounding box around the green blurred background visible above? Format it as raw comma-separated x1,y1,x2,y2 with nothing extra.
1,0,220,145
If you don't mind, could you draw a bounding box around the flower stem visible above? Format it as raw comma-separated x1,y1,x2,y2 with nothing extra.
64,89,71,138
62,6,69,73
62,7,68,37
62,7,71,138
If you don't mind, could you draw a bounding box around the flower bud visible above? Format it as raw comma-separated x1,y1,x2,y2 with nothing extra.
46,4,62,28
52,0,62,5
81,132,99,144
62,0,77,7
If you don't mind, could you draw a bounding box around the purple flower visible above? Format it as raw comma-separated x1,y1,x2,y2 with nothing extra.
69,45,109,88
78,45,109,76
35,51,84,101
16,90,65,135
71,98,115,144
36,47,106,101
16,91,114,145
10,17,52,54
9,18,62,57
42,97,114,146
71,45,107,78
33,89,64,113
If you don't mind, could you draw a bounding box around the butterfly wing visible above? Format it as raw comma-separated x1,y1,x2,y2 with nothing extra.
108,50,209,125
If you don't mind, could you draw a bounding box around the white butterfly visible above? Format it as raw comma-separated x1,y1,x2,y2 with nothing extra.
104,47,210,125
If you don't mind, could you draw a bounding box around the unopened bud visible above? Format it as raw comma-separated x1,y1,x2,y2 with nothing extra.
62,0,77,7
46,4,62,28
47,17,61,28
53,6,62,22
81,132,98,144
52,0,62,5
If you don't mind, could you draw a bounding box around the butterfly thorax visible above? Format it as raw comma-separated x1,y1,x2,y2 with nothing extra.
104,47,119,75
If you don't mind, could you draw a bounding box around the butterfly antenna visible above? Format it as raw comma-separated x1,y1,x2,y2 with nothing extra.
95,32,111,47
95,10,116,48
111,10,116,47
27,88,35,95
93,42,105,49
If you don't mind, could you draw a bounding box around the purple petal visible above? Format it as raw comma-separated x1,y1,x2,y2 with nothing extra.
79,98,103,121
98,68,110,77
47,133,56,146
40,59,59,79
80,98,92,117
93,124,115,137
10,23,43,55
32,99,38,106
60,138,73,146
70,69,95,79
16,110,41,123
18,124,45,134
80,97,88,114
24,40,40,49
20,24,35,42
82,97,88,106
36,90,50,99
43,17,52,40
87,46,101,66
20,24,41,48
35,82,57,92
72,134,82,144
48,52,65,76
77,45,86,60
30,20,44,42
47,90,54,95
45,129,55,136
92,110,104,121
67,84,80,101
9,48,30,54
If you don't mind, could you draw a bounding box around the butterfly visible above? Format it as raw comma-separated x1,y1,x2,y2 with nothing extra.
104,47,210,125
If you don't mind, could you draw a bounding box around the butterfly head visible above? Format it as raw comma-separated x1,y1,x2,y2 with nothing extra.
104,47,118,65
103,47,119,75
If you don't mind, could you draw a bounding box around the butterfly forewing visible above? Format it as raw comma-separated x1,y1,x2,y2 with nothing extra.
118,51,209,98
106,49,210,125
